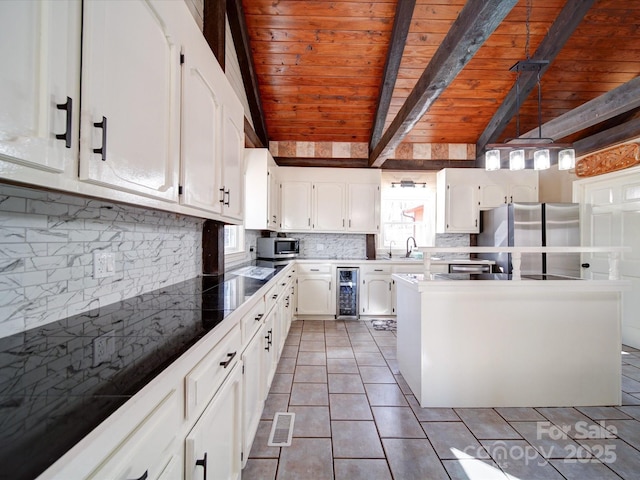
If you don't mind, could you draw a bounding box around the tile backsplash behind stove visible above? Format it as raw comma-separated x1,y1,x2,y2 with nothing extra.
0,184,203,339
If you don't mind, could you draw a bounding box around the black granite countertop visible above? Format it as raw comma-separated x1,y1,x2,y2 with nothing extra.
0,262,285,480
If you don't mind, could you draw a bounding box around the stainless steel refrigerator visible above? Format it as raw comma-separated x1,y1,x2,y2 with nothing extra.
477,203,580,277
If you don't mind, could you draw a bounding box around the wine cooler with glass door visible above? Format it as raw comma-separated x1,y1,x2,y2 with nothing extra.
336,267,359,319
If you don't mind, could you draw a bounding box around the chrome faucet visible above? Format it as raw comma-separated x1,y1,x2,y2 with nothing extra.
406,236,417,257
388,240,395,258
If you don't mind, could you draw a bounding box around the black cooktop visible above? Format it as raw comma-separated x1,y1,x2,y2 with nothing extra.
0,263,282,480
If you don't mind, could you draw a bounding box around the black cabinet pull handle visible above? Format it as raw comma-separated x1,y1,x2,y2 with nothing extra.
195,452,207,480
255,313,264,321
93,116,107,161
219,351,237,368
55,96,72,148
224,189,230,206
127,471,148,480
265,329,272,350
581,263,590,268
272,294,278,299
219,187,225,204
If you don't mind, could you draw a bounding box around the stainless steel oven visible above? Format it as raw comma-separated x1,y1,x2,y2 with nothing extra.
257,237,300,259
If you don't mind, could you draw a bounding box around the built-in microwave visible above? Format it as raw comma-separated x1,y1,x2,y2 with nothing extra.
257,237,300,259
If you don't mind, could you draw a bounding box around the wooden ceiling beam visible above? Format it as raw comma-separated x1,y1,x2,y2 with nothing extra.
381,160,475,170
274,157,369,168
227,0,268,146
575,117,640,157
520,76,640,142
369,0,417,153
203,0,226,68
369,0,518,168
475,0,597,164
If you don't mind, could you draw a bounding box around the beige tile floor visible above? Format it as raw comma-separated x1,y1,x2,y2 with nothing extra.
244,320,640,479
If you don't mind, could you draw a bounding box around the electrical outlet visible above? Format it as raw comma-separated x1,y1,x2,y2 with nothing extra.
93,250,115,279
93,330,115,366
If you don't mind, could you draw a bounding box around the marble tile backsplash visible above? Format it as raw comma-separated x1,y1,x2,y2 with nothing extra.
294,232,367,259
435,233,471,259
0,184,204,339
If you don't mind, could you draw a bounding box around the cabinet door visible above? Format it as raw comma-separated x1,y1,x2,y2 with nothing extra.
445,183,479,233
0,0,80,182
348,183,380,233
362,275,393,315
263,310,278,389
79,0,180,202
296,275,334,315
180,32,223,214
220,102,244,221
509,183,538,203
314,182,346,231
242,327,265,466
185,363,242,480
479,183,508,209
268,167,280,229
281,181,312,231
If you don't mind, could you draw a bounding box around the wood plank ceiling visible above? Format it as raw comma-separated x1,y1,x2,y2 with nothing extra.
239,0,640,168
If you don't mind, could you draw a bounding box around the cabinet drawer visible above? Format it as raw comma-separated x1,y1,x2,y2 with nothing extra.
297,263,332,274
88,390,181,480
185,325,241,419
362,264,392,275
265,282,281,312
241,298,265,343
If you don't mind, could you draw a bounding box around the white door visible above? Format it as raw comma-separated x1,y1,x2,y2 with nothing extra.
79,0,180,202
348,183,380,233
220,102,244,221
242,328,264,466
314,182,346,231
0,0,80,181
479,183,508,209
362,275,392,315
185,363,242,480
281,181,312,231
262,310,278,388
509,183,538,203
296,275,333,315
180,35,222,213
577,167,640,348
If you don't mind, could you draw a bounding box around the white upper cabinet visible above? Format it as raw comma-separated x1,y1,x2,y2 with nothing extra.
478,170,538,209
220,101,244,222
0,0,81,184
245,148,280,230
314,182,346,231
279,167,381,233
180,24,223,214
281,181,313,231
437,168,539,233
348,183,380,233
79,0,180,202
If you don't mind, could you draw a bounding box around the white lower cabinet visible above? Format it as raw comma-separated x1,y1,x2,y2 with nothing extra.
241,327,265,466
296,268,334,316
86,390,182,480
361,267,393,315
185,363,243,480
263,308,279,388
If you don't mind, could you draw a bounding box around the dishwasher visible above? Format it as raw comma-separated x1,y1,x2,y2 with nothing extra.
336,267,359,319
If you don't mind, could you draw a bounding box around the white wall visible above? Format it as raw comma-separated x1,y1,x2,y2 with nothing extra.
0,184,203,339
538,165,577,203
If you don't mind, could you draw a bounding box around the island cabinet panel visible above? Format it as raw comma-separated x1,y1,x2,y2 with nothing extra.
185,363,243,480
395,274,624,408
79,0,180,202
0,0,81,187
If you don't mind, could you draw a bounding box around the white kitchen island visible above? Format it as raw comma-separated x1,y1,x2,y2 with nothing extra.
395,247,629,408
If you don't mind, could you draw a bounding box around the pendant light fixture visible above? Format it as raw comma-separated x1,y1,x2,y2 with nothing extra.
485,0,575,172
